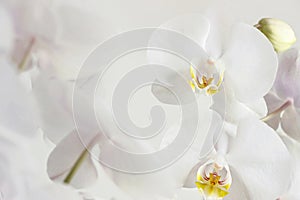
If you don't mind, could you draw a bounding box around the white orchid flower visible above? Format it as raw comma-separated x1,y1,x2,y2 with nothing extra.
183,117,292,200
150,14,277,126
44,13,279,199
105,116,292,200
264,48,300,142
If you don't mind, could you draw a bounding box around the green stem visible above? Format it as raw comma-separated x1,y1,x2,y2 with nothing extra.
18,38,35,70
63,134,101,185
63,148,89,184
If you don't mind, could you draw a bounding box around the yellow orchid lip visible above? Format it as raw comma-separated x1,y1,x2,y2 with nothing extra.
189,60,224,95
196,160,232,199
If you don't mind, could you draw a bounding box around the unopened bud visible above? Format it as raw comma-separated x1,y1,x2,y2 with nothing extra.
255,18,296,52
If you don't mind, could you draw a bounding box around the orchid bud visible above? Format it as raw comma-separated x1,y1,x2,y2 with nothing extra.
255,18,296,52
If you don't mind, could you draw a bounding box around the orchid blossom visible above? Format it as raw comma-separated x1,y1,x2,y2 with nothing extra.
149,14,277,144
183,117,292,199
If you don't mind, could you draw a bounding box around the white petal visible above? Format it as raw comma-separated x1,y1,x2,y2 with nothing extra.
223,23,278,103
159,14,210,48
281,106,300,142
183,160,207,188
174,188,204,200
103,148,200,200
151,73,198,105
224,167,249,200
216,87,267,126
227,117,292,199
204,5,235,58
276,136,300,200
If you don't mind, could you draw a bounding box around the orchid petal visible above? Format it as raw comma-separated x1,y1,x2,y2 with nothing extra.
174,188,205,200
224,167,249,200
223,23,278,103
204,5,235,58
227,117,291,199
215,87,267,126
101,109,211,199
103,149,200,200
159,14,210,48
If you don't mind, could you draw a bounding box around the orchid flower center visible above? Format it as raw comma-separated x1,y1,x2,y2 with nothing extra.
189,58,225,95
196,161,232,199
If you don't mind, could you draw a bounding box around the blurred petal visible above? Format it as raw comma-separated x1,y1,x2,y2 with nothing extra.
223,23,278,103
54,0,115,45
281,106,300,142
159,14,210,48
227,117,292,199
264,92,284,130
32,74,74,143
47,131,98,188
28,183,83,200
204,5,235,58
103,149,200,200
101,106,212,199
0,6,14,54
274,48,300,101
0,60,37,136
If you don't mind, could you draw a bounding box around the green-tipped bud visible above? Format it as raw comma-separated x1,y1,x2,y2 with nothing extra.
255,18,296,52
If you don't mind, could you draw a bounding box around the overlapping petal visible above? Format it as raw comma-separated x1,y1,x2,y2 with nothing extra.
227,117,292,199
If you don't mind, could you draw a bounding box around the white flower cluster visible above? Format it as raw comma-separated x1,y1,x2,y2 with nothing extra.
0,0,299,200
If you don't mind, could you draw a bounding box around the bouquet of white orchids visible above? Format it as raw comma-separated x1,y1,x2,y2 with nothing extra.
0,1,300,200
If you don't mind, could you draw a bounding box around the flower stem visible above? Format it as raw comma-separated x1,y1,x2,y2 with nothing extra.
261,100,292,122
63,148,90,184
63,134,101,185
18,38,35,70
